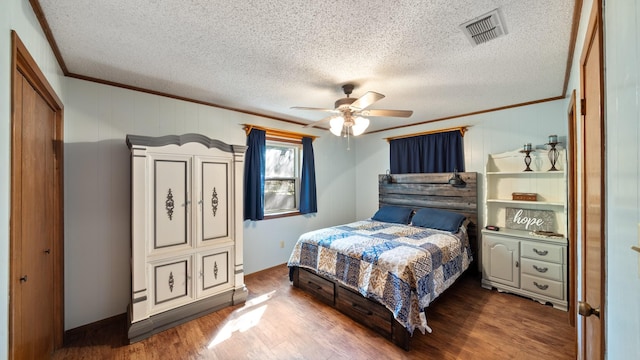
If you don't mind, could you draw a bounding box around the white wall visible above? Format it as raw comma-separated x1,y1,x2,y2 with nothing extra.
602,1,640,358
63,78,357,329
0,0,67,358
354,100,569,221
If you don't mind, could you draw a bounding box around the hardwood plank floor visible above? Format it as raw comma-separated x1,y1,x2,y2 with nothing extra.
53,264,576,359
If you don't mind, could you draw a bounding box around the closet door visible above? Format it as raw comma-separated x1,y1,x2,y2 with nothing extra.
195,156,232,246
151,155,192,252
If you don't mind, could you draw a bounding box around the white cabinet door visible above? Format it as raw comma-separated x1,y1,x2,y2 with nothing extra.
196,247,233,298
195,156,232,245
483,235,520,287
151,155,191,250
150,256,193,313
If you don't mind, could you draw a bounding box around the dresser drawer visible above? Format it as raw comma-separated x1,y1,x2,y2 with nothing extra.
521,242,563,264
521,274,563,300
521,258,563,282
298,269,335,306
336,286,392,338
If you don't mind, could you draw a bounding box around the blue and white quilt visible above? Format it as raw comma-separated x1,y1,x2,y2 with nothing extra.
287,219,473,335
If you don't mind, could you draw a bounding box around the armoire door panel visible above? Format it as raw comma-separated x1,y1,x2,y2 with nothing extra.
202,251,229,290
154,159,190,249
153,258,191,306
199,160,229,242
198,247,233,298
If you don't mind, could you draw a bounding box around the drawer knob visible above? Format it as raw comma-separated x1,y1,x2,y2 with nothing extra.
533,281,549,290
533,248,549,256
533,265,548,273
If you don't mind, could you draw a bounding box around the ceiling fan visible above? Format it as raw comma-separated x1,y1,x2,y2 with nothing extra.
291,84,413,137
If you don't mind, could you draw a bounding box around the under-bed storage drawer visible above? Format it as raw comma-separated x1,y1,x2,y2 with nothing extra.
298,269,335,305
336,286,392,338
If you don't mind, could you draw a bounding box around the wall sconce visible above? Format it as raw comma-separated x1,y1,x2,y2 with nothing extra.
448,169,466,187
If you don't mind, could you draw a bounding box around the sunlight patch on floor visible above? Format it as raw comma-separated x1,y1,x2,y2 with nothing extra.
207,290,275,348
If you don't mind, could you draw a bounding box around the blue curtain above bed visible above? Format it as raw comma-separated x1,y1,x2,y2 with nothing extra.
243,128,266,220
389,130,465,173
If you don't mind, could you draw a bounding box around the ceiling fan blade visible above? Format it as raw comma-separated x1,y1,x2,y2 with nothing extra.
349,91,385,111
291,106,337,113
360,109,413,118
303,114,334,128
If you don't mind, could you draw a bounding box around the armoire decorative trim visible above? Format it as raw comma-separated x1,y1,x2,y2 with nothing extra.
126,133,247,154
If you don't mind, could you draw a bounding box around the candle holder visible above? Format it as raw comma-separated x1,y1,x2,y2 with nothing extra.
520,149,534,172
546,141,561,171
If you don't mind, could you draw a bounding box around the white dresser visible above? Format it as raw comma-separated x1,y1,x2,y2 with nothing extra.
126,134,247,342
481,148,568,311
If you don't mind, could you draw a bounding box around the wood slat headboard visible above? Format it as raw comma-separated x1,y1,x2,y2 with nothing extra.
378,172,479,254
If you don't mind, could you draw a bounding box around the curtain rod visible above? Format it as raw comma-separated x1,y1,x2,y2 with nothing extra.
243,124,318,141
384,126,469,142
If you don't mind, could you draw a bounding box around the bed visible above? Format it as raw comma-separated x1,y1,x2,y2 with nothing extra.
287,172,477,350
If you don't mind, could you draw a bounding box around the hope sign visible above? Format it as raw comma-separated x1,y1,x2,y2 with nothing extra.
512,209,544,229
505,208,554,232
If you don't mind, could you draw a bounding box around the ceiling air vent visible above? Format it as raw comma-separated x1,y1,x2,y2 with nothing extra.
460,9,507,46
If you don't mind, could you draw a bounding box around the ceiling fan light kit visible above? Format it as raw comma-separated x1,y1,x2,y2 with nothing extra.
329,116,344,136
292,84,413,142
329,115,370,137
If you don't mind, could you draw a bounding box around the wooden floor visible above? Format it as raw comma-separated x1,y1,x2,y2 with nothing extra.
53,264,576,360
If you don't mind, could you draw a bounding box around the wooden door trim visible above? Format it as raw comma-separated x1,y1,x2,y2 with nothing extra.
10,30,65,355
578,1,605,358
567,89,577,329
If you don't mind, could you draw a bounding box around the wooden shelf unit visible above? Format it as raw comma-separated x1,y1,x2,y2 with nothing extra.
481,148,568,311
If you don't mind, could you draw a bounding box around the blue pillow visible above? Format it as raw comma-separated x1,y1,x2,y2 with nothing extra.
411,208,466,232
371,206,414,224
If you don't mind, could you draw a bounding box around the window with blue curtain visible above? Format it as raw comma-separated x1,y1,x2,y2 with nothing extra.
244,127,317,220
389,130,465,174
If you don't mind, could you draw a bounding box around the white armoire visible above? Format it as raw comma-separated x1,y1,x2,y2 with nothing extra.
126,134,247,342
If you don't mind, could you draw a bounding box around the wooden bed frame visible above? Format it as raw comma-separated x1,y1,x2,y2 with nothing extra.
291,172,478,350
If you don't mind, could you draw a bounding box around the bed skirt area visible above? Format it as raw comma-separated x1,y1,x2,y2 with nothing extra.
290,266,412,350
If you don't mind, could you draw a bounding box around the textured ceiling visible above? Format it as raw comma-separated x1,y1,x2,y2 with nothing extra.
37,0,577,134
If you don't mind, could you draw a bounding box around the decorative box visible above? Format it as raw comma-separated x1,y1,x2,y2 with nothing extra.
512,192,537,201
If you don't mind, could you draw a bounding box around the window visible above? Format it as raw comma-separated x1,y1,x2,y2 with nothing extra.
264,140,302,214
243,125,317,221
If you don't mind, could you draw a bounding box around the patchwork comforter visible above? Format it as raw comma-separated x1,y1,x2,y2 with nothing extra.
287,219,473,335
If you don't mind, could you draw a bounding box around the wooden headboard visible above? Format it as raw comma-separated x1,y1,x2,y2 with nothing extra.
378,172,478,254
